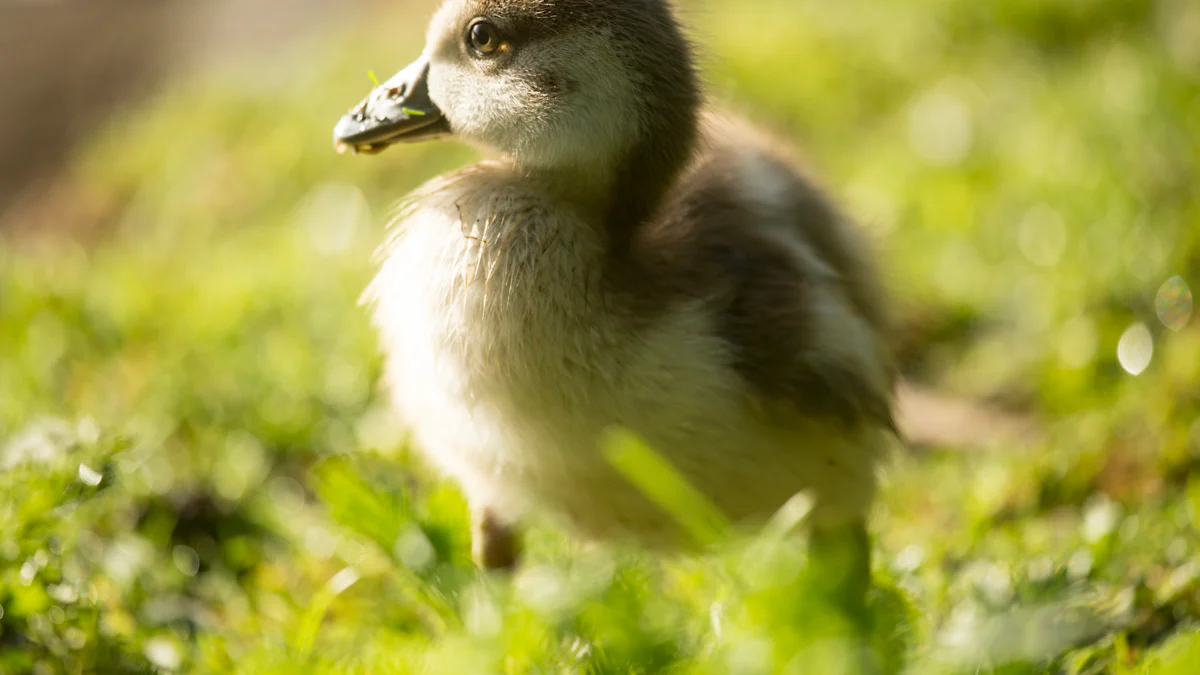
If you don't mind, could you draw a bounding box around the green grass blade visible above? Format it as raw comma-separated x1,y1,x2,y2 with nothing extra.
601,426,730,547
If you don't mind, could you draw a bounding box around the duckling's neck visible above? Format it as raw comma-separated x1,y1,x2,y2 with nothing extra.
512,162,616,224
603,119,699,250
512,113,700,253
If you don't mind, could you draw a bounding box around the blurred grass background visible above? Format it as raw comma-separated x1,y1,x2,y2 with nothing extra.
1,0,1199,672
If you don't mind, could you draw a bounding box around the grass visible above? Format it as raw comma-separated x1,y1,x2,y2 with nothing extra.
2,0,1199,672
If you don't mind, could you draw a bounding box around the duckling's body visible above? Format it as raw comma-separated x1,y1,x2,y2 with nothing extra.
368,114,891,546
337,0,895,560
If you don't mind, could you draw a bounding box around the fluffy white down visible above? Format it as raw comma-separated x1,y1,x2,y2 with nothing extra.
365,162,883,544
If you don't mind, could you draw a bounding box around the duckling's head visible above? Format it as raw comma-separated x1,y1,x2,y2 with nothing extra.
334,0,699,182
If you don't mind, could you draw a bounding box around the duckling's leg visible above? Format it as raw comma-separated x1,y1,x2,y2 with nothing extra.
807,518,879,673
471,507,521,571
808,518,871,619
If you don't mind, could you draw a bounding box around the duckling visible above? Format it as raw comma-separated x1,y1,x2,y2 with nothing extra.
333,0,896,575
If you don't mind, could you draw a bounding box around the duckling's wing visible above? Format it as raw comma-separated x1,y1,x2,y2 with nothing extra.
712,231,898,433
655,141,897,433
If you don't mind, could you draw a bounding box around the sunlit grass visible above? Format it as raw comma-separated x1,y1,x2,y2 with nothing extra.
2,0,1199,672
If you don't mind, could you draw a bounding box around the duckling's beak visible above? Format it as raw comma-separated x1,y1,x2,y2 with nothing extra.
333,56,449,155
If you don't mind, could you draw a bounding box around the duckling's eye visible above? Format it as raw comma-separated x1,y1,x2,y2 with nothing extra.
467,20,503,57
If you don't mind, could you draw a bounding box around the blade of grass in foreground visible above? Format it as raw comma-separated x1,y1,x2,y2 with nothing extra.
601,427,730,547
293,566,360,660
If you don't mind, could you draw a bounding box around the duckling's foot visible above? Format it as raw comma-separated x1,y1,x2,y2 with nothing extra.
808,519,871,620
471,507,521,571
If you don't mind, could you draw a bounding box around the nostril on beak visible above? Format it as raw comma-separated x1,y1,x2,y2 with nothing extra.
387,84,407,99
